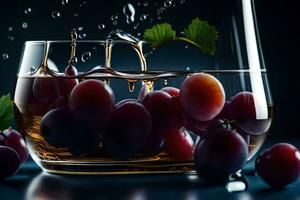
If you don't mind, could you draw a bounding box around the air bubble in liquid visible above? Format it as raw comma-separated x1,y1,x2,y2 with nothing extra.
98,24,105,30
24,8,32,14
52,11,61,18
2,53,9,60
81,51,91,62
22,22,28,29
123,3,135,24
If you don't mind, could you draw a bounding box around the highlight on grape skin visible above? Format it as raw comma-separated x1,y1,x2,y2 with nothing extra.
180,73,225,122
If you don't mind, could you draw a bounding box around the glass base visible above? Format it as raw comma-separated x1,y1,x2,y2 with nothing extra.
38,160,195,175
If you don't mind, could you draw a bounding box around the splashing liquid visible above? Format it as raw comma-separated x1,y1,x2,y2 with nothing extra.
123,3,135,24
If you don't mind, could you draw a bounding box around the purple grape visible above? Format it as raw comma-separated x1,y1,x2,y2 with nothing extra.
103,100,152,159
0,146,20,180
0,128,29,163
195,126,248,183
256,143,300,187
182,113,210,136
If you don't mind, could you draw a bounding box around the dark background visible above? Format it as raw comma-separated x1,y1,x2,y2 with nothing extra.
0,0,298,138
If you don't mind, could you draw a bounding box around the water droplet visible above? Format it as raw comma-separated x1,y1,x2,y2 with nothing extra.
62,0,69,5
144,80,154,92
180,0,186,4
22,22,28,29
185,45,189,49
30,66,36,74
70,30,78,40
8,27,13,31
52,11,61,18
74,13,79,17
68,57,78,65
78,4,82,7
2,53,9,60
137,32,141,36
81,51,91,62
112,21,118,25
164,0,172,7
140,14,148,21
128,80,136,92
24,8,32,14
164,79,168,86
92,46,98,51
111,14,118,21
82,1,87,5
143,2,148,7
78,33,87,39
134,23,140,29
7,36,14,41
78,26,83,31
186,67,190,71
104,79,110,85
137,2,141,6
173,3,176,7
123,3,135,24
98,24,105,30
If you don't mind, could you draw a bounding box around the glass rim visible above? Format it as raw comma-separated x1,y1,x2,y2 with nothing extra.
25,40,146,44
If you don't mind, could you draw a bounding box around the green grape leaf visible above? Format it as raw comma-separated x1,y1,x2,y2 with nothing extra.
143,23,176,48
0,94,14,131
183,18,218,55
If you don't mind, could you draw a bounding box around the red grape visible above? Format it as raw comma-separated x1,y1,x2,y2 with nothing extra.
103,100,152,159
195,126,248,183
0,146,20,180
69,79,115,132
138,85,150,101
182,113,210,136
164,128,194,161
255,143,300,187
161,87,180,97
143,134,165,156
180,73,225,121
0,128,29,163
142,90,182,131
229,92,271,135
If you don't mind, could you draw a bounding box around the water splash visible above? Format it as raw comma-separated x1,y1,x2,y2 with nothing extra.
123,3,135,24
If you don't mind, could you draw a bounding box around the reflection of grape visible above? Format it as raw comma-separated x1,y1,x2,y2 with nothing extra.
0,146,20,180
195,126,248,183
0,128,29,163
164,128,194,161
180,73,225,121
103,100,152,159
230,92,270,135
142,90,182,131
256,143,300,187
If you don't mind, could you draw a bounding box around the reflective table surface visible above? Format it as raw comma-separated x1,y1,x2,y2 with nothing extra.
1,140,299,200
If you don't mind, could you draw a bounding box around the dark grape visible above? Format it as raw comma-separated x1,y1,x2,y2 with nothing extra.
215,101,230,120
69,79,115,132
103,100,152,159
229,92,271,135
255,143,300,187
180,73,225,121
0,128,29,163
182,113,210,136
138,85,150,101
161,87,180,97
195,127,248,183
164,128,194,161
143,134,165,156
142,90,182,131
0,146,20,180
40,108,101,155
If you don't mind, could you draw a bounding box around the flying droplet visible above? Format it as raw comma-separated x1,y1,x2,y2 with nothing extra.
123,3,135,24
185,45,189,49
112,21,118,25
143,2,148,7
111,14,118,21
186,67,191,71
134,23,140,29
81,51,91,62
77,26,83,31
140,14,148,21
137,2,141,6
128,81,136,92
92,46,98,51
7,36,14,41
98,24,105,30
24,8,32,14
2,53,9,60
52,11,61,18
180,0,186,4
74,13,79,17
8,27,13,31
137,32,141,36
62,0,69,5
78,33,87,39
164,0,172,8
164,79,168,86
22,22,28,29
